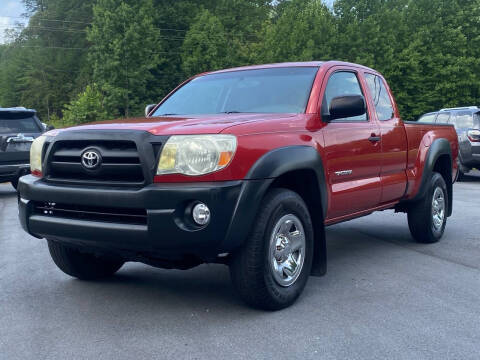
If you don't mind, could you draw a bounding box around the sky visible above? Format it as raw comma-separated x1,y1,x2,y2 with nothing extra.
0,0,27,43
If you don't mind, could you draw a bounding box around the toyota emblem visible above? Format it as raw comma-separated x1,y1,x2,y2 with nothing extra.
81,149,102,170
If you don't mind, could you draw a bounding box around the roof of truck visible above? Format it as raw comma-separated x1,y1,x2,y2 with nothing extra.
0,107,36,113
206,61,377,75
439,106,479,112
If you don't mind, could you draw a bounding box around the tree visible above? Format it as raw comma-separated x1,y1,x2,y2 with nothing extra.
61,84,109,126
260,0,337,63
2,0,480,124
87,0,164,118
388,0,480,119
181,10,231,77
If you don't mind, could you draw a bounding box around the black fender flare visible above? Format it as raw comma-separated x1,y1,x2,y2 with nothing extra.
409,138,453,216
222,146,328,276
245,146,328,215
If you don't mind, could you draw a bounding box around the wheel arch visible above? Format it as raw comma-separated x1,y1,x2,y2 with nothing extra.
224,146,328,276
408,138,453,216
245,146,328,216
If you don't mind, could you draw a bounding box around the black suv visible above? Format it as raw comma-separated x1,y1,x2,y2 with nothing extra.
418,107,480,178
0,108,45,189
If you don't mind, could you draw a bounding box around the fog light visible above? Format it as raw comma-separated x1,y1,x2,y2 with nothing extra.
192,203,210,225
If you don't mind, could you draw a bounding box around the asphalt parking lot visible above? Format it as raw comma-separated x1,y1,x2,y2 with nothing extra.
1,173,479,360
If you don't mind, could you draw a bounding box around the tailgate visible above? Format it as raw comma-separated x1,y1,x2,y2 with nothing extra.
0,134,35,165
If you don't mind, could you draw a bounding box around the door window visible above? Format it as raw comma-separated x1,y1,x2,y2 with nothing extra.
322,71,367,121
365,74,394,121
435,112,450,124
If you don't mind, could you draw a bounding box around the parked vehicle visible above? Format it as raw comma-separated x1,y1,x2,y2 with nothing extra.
419,107,479,178
18,61,458,310
0,107,45,189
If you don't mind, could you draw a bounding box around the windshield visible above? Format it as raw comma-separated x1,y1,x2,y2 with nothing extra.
0,112,41,133
152,67,319,116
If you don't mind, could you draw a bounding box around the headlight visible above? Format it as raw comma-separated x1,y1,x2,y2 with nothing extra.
157,135,237,176
30,135,47,176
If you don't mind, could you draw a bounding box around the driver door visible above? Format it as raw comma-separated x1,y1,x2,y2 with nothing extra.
320,68,382,220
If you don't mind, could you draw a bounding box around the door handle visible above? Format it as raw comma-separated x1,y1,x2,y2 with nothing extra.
368,134,381,142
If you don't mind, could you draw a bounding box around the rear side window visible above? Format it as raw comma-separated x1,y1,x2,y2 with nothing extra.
0,113,41,133
435,113,450,124
418,113,436,123
322,71,367,121
454,111,474,129
364,73,394,121
474,113,480,128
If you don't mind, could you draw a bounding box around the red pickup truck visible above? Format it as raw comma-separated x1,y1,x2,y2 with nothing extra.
18,61,458,310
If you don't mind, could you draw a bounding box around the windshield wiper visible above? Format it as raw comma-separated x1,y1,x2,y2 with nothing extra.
220,111,256,114
157,113,181,116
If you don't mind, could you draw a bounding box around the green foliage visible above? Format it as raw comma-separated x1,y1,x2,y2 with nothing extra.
61,85,109,127
0,0,95,120
87,0,164,118
260,0,337,63
1,0,480,123
181,10,231,76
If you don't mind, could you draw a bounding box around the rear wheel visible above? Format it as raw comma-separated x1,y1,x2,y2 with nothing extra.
230,188,314,310
48,240,124,280
407,172,448,243
457,160,470,181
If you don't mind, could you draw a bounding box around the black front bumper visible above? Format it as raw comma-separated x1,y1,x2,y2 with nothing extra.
18,175,271,261
0,163,30,183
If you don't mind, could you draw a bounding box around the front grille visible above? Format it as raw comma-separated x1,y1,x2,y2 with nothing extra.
46,140,145,185
33,201,148,225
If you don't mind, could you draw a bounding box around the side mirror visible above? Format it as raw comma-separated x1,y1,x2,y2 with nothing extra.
42,122,55,131
328,95,366,121
145,104,156,117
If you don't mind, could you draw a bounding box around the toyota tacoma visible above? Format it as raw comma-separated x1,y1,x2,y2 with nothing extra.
18,61,458,310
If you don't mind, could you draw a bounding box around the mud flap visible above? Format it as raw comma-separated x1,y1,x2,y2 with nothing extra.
311,216,327,277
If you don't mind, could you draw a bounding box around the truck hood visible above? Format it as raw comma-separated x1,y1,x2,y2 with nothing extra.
61,114,296,135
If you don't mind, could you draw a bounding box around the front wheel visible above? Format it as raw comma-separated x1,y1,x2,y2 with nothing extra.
48,240,124,280
229,188,314,310
407,172,448,243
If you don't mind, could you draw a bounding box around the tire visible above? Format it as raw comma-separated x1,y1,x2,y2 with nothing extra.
48,240,124,280
230,188,314,310
11,178,18,190
457,160,470,181
407,172,448,243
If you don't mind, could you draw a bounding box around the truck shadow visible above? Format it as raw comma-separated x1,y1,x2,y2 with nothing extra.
58,263,250,315
324,223,413,266
0,184,17,199
50,222,414,316
458,169,480,182
458,174,480,182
